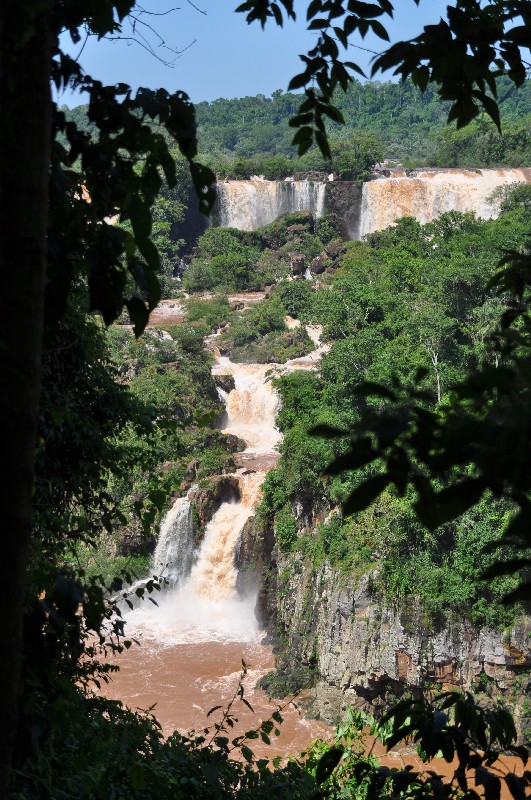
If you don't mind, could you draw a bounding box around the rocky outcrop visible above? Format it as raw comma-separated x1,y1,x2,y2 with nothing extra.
214,374,236,393
235,514,275,599
188,475,240,542
248,529,531,737
322,181,364,239
289,251,305,276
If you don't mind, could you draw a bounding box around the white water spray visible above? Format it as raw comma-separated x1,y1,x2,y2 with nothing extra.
126,356,282,643
216,179,326,230
359,168,530,237
152,497,194,584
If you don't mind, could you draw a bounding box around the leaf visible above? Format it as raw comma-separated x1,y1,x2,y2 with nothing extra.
315,747,344,785
343,474,390,516
241,745,254,763
482,559,531,581
309,424,348,438
292,126,314,145
348,0,386,17
288,72,311,91
355,381,397,401
207,705,223,717
501,582,531,605
415,478,484,531
214,736,229,749
190,162,216,216
126,297,150,338
325,442,378,475
307,0,322,21
369,18,390,40
504,773,527,800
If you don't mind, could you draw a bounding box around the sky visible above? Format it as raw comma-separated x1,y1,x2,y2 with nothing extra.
59,0,450,107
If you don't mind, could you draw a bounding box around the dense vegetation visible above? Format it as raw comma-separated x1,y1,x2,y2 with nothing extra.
15,194,531,797
64,75,531,181
257,198,531,630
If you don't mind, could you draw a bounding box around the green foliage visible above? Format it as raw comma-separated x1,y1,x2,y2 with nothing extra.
274,505,298,552
271,280,314,319
262,206,531,626
434,116,531,167
185,294,232,331
14,3,531,798
220,295,313,363
328,132,384,181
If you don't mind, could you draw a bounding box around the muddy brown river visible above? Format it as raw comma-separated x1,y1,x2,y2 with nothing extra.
100,635,331,757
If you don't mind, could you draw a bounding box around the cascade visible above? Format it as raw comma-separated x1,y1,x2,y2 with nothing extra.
102,319,331,750
152,496,194,585
124,356,282,644
215,358,282,454
213,168,530,239
216,179,326,230
359,168,531,237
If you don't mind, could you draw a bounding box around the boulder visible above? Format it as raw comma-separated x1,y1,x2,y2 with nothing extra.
214,373,236,393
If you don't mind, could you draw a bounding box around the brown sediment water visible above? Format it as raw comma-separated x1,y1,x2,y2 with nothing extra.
100,311,527,791
359,168,531,237
99,637,331,757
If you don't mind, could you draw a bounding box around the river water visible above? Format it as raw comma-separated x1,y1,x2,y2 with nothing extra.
100,330,332,756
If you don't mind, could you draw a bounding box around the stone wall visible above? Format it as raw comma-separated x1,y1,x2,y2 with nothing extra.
249,533,531,738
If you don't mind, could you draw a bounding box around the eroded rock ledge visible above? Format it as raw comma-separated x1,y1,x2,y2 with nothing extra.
255,547,531,738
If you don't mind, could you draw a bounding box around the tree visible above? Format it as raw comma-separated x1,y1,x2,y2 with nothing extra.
2,0,531,795
0,3,217,793
329,131,384,180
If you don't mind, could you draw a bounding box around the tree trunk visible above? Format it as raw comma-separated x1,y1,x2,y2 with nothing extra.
0,4,52,796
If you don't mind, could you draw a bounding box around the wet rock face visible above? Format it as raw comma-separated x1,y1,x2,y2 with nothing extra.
258,551,531,735
223,433,247,453
309,253,328,274
235,514,275,602
289,252,305,276
188,475,241,539
214,374,236,394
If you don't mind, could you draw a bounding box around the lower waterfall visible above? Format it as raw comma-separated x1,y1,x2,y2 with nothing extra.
152,497,194,585
101,323,331,752
125,359,279,643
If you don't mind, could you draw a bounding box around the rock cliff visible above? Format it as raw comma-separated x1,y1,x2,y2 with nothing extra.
246,526,531,739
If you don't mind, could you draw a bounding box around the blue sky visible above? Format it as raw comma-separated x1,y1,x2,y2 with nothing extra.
60,0,450,107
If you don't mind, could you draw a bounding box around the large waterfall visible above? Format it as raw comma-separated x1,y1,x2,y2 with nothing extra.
358,168,531,236
214,168,530,237
124,355,282,643
101,324,332,750
216,179,326,230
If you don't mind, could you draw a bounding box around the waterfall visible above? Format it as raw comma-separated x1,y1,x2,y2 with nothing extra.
359,168,531,237
186,472,264,602
215,359,281,453
216,179,326,230
152,496,194,585
213,169,530,239
124,357,283,643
